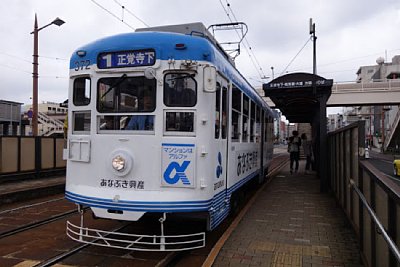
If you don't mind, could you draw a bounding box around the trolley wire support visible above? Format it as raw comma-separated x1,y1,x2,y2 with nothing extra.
207,22,248,60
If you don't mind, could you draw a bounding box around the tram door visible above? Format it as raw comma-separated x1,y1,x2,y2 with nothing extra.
214,76,229,193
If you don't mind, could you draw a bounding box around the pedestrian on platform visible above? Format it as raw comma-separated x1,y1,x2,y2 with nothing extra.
301,133,313,174
288,130,301,174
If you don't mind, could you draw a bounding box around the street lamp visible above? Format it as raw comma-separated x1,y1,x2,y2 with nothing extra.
31,14,65,136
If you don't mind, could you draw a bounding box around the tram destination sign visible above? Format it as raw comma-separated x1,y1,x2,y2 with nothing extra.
97,49,155,69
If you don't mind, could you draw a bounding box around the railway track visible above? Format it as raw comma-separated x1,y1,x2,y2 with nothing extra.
0,196,78,239
0,155,288,266
0,209,77,239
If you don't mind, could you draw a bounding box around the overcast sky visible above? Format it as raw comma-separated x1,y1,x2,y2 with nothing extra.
1,0,399,111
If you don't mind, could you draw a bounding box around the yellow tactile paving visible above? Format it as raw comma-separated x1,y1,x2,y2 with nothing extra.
272,252,302,266
249,240,332,259
302,245,331,257
13,260,40,267
249,240,276,251
275,243,303,255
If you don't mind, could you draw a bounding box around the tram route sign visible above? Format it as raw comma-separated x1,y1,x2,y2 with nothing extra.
97,49,156,69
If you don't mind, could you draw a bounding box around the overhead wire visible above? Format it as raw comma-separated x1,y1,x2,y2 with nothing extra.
0,63,31,74
287,48,400,75
218,0,266,80
279,37,311,76
224,1,268,79
40,55,68,61
0,52,31,64
112,0,150,27
89,0,135,30
0,52,65,78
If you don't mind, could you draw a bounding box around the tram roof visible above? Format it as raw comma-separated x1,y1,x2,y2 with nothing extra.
70,30,274,114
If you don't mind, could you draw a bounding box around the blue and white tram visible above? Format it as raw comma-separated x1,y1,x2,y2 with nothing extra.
65,23,275,251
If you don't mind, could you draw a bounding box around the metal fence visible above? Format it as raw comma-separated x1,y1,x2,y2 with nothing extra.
328,121,400,267
0,136,66,181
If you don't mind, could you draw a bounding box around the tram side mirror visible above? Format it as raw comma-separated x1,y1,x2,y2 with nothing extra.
203,66,216,93
144,67,157,80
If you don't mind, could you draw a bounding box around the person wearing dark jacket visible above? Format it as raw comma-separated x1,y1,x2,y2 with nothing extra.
301,133,313,174
288,130,301,174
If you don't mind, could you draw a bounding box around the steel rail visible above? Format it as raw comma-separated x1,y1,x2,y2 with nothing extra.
0,197,65,215
0,209,78,239
34,223,131,267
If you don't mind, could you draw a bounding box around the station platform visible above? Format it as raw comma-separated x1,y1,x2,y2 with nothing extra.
0,176,65,204
210,161,363,267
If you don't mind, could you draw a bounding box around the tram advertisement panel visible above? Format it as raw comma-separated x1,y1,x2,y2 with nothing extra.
162,143,196,188
236,149,259,177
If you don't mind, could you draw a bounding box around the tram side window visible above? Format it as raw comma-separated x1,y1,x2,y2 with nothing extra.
250,101,255,142
242,95,249,142
164,73,197,107
222,86,228,139
73,78,91,106
231,86,241,142
215,83,221,139
264,114,268,142
165,112,194,133
256,107,261,143
269,116,274,142
72,111,90,134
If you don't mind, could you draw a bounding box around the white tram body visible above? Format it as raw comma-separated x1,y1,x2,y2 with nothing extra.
65,23,275,250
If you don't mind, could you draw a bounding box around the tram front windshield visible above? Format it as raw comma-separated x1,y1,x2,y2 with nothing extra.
97,76,156,113
97,76,156,131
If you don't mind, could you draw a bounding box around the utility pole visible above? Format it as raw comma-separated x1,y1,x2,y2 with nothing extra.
310,18,317,75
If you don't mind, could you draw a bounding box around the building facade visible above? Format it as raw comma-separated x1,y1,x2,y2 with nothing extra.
345,55,400,149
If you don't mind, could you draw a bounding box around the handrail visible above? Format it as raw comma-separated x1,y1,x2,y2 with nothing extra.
38,111,64,136
349,179,400,262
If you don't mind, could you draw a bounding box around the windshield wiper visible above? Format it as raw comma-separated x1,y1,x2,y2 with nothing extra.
100,74,128,99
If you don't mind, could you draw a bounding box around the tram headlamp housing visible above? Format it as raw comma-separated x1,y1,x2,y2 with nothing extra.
108,150,133,176
112,155,126,171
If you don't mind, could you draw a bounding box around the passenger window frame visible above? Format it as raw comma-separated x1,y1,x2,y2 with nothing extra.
231,85,242,142
96,76,156,113
72,110,91,135
163,109,196,136
73,77,91,106
163,72,197,107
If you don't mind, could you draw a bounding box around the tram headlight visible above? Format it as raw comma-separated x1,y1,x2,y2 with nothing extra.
108,150,133,176
112,155,126,171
